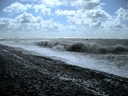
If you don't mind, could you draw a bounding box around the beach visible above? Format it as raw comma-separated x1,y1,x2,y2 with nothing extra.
0,44,128,96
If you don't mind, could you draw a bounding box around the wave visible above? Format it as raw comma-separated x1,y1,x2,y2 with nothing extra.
35,40,128,54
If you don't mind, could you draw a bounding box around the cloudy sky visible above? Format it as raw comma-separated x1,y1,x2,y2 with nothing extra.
0,0,128,39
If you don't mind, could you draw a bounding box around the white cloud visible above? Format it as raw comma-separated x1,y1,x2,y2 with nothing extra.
55,9,76,16
76,0,101,10
116,7,128,20
40,0,100,8
33,4,51,15
99,7,128,30
41,0,62,7
3,2,31,13
0,12,67,35
40,0,78,7
101,16,128,31
101,18,122,29
66,8,111,28
85,9,110,19
0,13,44,35
54,0,110,28
0,18,12,25
14,12,43,23
0,18,13,29
29,0,78,7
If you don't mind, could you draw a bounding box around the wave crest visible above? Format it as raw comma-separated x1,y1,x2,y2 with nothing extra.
36,41,128,54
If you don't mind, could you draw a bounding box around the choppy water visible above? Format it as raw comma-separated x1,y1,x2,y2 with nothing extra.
0,38,128,78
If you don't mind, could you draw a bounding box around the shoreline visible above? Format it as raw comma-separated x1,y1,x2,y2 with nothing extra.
0,44,128,96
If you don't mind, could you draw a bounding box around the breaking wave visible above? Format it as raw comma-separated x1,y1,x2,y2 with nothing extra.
35,40,128,54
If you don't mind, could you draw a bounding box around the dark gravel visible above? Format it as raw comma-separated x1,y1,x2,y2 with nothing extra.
0,44,128,96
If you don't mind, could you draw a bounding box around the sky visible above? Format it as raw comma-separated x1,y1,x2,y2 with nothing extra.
0,0,128,39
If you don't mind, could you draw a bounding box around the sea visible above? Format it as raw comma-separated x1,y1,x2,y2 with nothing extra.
0,38,128,78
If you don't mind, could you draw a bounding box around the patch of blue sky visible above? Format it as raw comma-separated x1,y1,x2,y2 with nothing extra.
101,0,128,15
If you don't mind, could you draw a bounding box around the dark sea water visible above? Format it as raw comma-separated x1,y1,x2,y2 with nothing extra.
0,38,128,78
36,39,128,54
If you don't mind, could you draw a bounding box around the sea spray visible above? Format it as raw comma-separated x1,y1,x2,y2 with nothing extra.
36,40,128,54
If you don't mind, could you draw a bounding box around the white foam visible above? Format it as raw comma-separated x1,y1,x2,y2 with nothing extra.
1,40,128,78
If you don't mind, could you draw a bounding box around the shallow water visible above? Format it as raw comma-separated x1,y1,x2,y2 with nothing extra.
0,38,128,78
